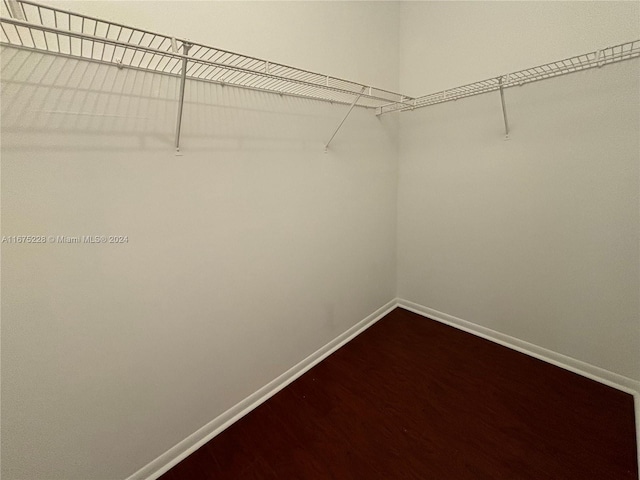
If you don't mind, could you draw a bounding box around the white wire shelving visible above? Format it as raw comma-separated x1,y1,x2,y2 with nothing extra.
0,0,408,109
0,0,413,152
377,40,640,115
1,0,639,150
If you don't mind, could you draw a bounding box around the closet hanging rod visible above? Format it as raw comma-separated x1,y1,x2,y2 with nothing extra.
377,39,640,115
0,0,408,109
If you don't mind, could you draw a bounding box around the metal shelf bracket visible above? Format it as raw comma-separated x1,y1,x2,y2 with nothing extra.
324,86,366,153
175,41,192,156
498,75,510,140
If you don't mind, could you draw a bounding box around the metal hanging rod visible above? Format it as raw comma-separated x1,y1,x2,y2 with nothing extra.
0,0,407,109
377,39,640,115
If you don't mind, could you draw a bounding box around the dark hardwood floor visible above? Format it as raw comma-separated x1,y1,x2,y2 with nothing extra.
160,308,638,479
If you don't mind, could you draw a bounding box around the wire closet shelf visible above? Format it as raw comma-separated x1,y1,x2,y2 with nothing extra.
0,0,409,109
1,1,638,119
378,39,640,115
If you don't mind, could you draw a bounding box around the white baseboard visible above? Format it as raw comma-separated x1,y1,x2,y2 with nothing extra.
125,298,398,480
396,298,640,394
397,298,640,469
128,297,639,480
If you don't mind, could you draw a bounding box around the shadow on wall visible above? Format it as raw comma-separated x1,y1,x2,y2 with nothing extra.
0,47,347,153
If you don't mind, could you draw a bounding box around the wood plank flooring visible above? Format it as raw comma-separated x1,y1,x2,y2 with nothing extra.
160,307,638,479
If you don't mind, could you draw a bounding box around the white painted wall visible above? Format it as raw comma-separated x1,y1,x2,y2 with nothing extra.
398,2,640,381
0,2,400,479
3,1,639,479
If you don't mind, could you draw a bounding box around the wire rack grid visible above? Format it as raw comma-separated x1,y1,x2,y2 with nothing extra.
377,40,640,115
0,0,409,109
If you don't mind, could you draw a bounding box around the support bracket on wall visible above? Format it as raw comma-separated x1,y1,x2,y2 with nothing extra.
498,75,510,140
174,40,192,156
324,86,366,153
